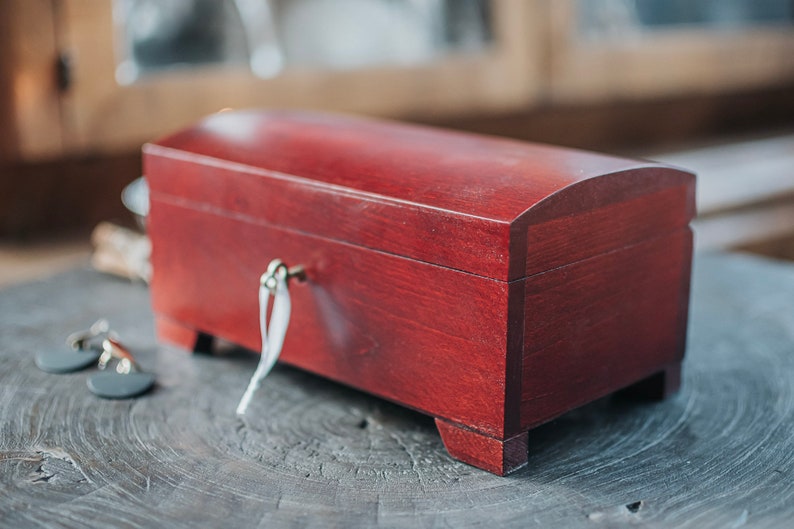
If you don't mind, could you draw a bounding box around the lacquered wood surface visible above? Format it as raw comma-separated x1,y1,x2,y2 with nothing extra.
436,419,530,476
520,171,694,277
149,200,512,438
519,229,692,431
145,110,694,280
145,111,695,474
1,254,792,527
149,110,647,221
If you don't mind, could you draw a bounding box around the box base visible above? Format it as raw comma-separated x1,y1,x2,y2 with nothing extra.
618,364,682,401
155,317,682,476
436,420,529,476
155,316,214,353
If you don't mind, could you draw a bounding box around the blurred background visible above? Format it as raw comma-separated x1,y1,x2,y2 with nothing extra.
1,0,793,285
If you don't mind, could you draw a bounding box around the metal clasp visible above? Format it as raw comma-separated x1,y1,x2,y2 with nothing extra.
66,318,117,351
260,259,306,293
98,338,141,375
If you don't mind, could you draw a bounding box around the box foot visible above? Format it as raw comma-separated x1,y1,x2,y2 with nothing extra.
155,316,214,353
621,363,682,401
435,419,528,476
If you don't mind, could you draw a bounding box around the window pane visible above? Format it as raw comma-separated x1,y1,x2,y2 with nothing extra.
578,0,794,38
113,0,492,84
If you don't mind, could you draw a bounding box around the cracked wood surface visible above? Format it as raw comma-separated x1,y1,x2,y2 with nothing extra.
0,253,792,528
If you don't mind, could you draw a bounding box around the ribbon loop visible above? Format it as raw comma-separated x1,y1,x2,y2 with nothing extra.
236,260,295,415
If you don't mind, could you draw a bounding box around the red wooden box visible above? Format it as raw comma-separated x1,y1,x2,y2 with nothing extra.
144,110,694,475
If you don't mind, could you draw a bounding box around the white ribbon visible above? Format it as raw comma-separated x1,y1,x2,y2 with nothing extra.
236,271,291,415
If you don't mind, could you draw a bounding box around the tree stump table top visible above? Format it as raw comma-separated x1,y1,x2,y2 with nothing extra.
1,253,792,528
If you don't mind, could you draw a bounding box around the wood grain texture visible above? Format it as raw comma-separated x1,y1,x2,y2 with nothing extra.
436,420,530,476
0,253,792,527
148,200,511,438
145,110,694,474
519,230,692,431
145,109,693,281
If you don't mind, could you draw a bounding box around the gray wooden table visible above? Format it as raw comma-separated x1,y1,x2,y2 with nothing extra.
1,253,792,528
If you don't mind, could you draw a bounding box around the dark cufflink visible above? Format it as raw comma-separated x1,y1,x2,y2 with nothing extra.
35,319,115,374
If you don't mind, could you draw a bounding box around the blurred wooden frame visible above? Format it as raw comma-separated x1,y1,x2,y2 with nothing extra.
547,0,794,103
5,0,794,163
52,0,542,158
0,0,63,161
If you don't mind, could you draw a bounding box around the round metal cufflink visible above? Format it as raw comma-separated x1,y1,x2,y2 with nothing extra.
35,319,115,374
86,338,155,399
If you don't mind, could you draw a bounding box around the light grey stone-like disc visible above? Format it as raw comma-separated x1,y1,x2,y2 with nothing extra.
87,372,155,399
34,349,101,373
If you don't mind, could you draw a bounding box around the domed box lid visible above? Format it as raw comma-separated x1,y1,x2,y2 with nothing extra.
144,110,695,281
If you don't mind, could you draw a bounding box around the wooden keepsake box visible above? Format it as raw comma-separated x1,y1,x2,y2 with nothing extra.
144,110,695,475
